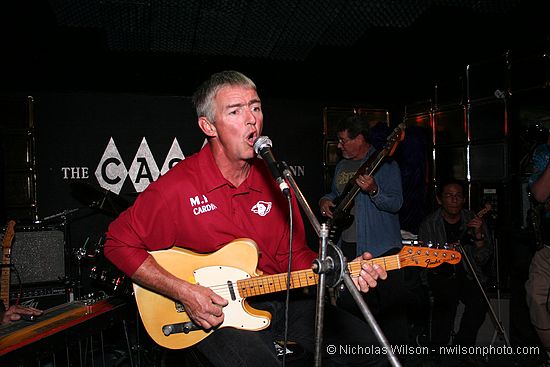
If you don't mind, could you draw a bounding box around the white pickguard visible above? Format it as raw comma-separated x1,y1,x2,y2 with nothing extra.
194,266,270,330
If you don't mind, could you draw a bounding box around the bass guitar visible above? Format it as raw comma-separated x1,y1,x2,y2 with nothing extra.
133,238,461,349
458,203,493,282
458,202,492,242
328,123,405,239
1,220,16,308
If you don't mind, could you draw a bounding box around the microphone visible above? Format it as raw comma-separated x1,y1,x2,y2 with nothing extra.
253,136,290,197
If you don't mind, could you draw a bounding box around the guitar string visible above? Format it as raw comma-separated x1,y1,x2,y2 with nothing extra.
203,251,460,295
198,250,460,298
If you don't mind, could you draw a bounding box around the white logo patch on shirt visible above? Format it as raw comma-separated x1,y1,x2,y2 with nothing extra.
189,194,217,216
251,201,272,217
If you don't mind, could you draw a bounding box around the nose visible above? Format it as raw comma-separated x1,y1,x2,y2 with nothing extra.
245,109,257,125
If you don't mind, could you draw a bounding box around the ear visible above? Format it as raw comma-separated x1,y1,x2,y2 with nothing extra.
436,196,443,206
198,117,217,137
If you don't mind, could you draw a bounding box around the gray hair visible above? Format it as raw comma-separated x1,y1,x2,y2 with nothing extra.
192,71,257,122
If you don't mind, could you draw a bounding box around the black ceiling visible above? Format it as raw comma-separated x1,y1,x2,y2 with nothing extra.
47,0,525,61
2,0,549,104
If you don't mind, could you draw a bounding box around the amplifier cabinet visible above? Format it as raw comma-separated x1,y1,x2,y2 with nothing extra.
9,283,69,310
10,225,66,285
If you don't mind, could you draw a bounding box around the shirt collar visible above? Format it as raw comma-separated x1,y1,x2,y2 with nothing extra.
198,144,263,193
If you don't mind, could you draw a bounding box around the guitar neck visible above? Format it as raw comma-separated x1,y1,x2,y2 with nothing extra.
1,247,10,307
458,204,491,241
331,124,404,216
1,220,15,308
237,254,401,298
333,148,390,214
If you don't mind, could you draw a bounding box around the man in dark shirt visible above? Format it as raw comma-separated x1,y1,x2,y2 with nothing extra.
418,178,492,347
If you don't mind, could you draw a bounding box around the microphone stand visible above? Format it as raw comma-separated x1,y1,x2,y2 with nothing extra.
457,222,511,347
456,241,511,347
280,162,401,367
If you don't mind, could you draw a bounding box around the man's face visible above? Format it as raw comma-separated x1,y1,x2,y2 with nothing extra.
210,85,263,162
437,183,465,216
337,130,367,160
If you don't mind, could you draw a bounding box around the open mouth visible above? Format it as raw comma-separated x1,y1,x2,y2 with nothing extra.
247,131,257,146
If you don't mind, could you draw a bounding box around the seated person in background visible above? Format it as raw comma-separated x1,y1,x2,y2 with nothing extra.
418,178,492,347
525,136,550,364
0,302,42,324
104,70,389,367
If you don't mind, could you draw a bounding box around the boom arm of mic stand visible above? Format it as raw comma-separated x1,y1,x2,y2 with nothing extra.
281,163,400,367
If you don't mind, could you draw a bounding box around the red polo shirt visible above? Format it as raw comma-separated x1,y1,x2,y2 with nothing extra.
104,144,317,276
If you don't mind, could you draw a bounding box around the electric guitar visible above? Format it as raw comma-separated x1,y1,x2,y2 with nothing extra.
458,203,494,281
1,220,16,308
458,202,492,243
133,238,461,349
328,123,405,240
477,203,492,218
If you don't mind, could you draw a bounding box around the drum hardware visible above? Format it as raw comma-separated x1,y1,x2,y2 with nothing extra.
29,183,133,302
81,235,131,296
43,208,81,222
70,182,131,217
74,236,103,261
88,265,130,296
75,236,90,261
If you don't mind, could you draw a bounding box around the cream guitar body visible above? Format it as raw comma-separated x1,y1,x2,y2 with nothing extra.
133,239,272,349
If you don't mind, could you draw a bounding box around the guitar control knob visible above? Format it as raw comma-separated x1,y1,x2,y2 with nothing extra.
162,325,173,336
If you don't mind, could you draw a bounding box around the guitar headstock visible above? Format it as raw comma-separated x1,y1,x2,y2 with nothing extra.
2,220,16,249
399,244,461,269
385,123,406,156
477,203,492,218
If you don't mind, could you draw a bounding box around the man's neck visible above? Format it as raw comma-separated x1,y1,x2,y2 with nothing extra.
217,159,251,187
442,211,461,224
210,143,251,187
351,143,371,161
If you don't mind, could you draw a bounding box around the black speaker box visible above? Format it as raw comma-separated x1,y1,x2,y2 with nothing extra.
434,107,467,145
11,225,66,285
469,143,508,181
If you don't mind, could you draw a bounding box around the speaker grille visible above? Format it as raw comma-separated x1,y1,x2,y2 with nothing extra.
11,229,66,284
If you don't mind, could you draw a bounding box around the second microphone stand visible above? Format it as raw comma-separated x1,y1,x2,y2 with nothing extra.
280,162,401,367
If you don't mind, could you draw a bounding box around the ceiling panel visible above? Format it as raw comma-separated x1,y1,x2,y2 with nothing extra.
47,0,529,61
